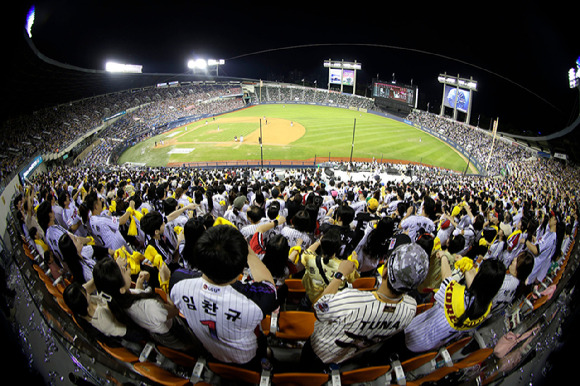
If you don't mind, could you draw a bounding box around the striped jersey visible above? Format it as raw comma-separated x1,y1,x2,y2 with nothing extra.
170,277,277,364
281,226,314,249
404,277,471,353
311,289,417,364
89,213,127,251
400,215,436,242
45,224,68,260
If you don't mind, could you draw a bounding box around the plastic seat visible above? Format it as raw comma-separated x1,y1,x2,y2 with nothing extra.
133,362,190,386
415,302,434,316
352,277,377,290
271,372,329,386
401,351,438,373
404,365,458,385
340,365,391,385
274,311,316,340
97,341,139,363
156,345,197,368
444,336,472,358
207,362,262,384
452,347,494,370
285,278,306,293
284,279,307,306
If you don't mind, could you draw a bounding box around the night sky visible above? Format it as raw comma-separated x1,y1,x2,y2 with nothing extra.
9,0,580,137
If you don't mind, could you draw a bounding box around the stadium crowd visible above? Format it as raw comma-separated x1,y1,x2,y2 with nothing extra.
13,147,579,375
5,81,579,380
0,83,244,186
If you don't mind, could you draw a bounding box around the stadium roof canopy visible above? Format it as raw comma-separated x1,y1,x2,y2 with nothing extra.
3,29,580,165
1,30,249,124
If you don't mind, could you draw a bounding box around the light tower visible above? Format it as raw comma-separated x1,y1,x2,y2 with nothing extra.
323,59,361,95
437,73,477,124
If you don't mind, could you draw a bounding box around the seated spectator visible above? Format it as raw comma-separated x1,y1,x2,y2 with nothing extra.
93,256,200,354
169,225,278,369
301,227,360,307
404,258,505,354
353,216,396,277
300,242,429,371
58,232,112,284
492,251,535,309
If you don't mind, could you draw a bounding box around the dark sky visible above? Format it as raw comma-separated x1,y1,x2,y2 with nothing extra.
12,0,580,136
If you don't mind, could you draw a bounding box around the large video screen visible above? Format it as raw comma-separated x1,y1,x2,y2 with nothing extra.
372,82,415,105
329,69,355,85
443,85,470,112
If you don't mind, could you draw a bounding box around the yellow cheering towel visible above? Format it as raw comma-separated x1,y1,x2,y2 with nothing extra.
347,253,360,270
114,247,144,276
289,246,302,264
109,200,117,213
34,239,49,253
443,280,491,331
144,245,164,270
454,256,474,273
126,207,143,237
213,217,237,229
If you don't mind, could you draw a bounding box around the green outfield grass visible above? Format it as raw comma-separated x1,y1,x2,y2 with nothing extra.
117,104,473,172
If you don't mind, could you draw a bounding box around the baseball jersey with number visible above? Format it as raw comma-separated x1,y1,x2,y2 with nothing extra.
170,277,277,364
311,289,417,364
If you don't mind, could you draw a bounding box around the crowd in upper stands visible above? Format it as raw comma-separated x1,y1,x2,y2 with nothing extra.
12,147,579,374
5,81,580,378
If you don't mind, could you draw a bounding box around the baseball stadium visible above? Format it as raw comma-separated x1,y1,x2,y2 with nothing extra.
1,4,580,386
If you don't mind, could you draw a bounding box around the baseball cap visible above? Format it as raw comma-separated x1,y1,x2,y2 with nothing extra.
367,198,379,211
233,195,247,210
387,243,429,293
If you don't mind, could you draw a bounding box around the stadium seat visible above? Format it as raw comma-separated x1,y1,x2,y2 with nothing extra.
452,347,494,370
133,362,190,386
284,279,306,301
97,340,139,363
206,362,262,385
340,365,391,385
271,372,329,386
274,311,316,340
156,345,197,368
352,277,377,290
390,351,439,383
403,365,459,386
415,302,434,316
440,336,472,362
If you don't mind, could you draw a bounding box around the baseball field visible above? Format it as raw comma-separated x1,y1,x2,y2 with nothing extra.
117,104,475,172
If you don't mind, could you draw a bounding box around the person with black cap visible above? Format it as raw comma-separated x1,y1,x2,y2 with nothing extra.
300,242,430,371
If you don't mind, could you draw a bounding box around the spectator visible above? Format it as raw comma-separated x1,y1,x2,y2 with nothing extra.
170,225,278,369
300,242,429,371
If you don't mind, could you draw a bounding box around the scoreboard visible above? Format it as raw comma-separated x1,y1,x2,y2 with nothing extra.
372,81,416,106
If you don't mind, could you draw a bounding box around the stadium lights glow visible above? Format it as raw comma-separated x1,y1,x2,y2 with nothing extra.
569,57,580,89
324,60,362,70
187,58,225,73
25,6,35,38
438,74,477,91
105,62,143,73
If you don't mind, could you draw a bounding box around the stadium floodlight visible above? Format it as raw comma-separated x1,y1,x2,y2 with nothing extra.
105,61,143,73
569,57,580,89
25,6,35,38
188,58,225,75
